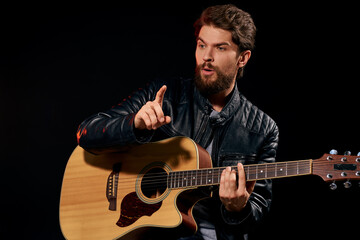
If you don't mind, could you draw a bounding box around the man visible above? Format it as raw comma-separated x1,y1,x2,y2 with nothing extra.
77,4,279,240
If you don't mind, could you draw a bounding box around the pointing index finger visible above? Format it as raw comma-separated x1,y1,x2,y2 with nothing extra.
155,85,167,107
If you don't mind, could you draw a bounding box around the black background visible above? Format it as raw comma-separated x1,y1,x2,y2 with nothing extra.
1,1,359,239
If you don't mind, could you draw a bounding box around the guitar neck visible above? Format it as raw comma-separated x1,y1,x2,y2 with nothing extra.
168,160,312,189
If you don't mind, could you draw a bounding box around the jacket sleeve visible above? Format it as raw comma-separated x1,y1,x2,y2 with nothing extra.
76,81,162,154
218,122,279,237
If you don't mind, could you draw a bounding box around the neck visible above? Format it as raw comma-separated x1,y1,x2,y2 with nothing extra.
168,159,313,189
208,81,235,112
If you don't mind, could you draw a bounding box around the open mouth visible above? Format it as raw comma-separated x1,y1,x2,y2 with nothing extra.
202,67,215,75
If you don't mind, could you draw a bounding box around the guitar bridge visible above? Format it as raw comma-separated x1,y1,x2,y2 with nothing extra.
106,163,122,211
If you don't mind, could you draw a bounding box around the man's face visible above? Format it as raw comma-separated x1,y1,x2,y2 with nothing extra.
195,25,241,96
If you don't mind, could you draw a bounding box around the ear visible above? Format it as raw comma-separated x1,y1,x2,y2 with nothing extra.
237,50,251,68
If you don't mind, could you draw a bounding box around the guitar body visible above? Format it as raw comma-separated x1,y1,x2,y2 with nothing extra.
60,137,212,240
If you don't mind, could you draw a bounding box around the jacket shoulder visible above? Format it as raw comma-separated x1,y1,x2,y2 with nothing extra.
238,94,278,136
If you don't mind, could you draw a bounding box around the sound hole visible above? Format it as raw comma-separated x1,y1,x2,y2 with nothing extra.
141,167,168,199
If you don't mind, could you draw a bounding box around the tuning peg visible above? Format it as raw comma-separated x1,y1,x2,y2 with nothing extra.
329,149,338,155
344,151,351,156
329,182,337,190
343,180,352,189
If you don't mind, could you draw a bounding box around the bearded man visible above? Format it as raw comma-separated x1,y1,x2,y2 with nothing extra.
77,4,279,240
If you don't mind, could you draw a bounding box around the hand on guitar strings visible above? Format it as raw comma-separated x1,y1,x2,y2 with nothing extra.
219,163,256,212
134,85,172,130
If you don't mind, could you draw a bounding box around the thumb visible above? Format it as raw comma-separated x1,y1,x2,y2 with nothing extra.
246,180,256,194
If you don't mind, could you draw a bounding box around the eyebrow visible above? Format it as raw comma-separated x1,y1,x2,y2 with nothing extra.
197,37,231,47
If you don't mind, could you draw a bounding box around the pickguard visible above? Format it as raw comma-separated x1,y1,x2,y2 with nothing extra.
116,192,162,227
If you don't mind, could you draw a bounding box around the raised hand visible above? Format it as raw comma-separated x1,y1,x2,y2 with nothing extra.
134,85,171,130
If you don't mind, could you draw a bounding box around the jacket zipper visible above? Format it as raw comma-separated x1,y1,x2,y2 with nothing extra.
194,114,209,144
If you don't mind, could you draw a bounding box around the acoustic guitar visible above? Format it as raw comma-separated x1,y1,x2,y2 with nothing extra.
59,136,360,239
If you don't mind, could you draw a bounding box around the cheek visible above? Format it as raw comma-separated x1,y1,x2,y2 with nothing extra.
221,56,239,72
195,50,202,65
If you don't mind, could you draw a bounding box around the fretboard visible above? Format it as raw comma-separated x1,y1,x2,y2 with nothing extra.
168,160,312,189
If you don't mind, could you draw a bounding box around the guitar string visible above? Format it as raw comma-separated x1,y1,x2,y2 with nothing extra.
112,163,315,190
109,161,357,191
114,167,355,192
112,162,349,186
113,162,313,182
111,163,353,186
108,159,356,182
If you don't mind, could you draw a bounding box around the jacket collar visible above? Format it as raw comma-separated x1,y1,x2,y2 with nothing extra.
194,81,241,126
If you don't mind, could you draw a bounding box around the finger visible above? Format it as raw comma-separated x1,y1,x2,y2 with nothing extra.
246,180,256,194
220,167,230,195
237,163,247,192
144,107,158,130
151,102,165,123
154,85,167,107
137,111,152,130
164,116,172,124
229,169,237,191
219,169,226,194
224,167,232,192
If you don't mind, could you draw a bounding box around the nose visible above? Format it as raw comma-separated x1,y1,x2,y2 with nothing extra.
203,48,214,62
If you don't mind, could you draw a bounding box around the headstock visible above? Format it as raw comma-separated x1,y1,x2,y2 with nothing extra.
312,150,360,190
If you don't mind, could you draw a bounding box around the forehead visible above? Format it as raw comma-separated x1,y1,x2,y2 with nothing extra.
198,25,234,45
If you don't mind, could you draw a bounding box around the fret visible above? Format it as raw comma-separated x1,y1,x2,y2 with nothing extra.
186,171,190,186
171,172,174,189
215,168,221,184
168,172,171,188
266,164,276,178
298,160,311,175
180,171,183,188
176,171,180,188
265,164,268,178
191,170,196,186
200,169,205,185
286,162,297,176
177,171,181,188
246,166,249,180
169,172,173,188
172,172,175,188
256,165,258,179
198,169,202,186
246,165,255,180
276,162,287,177
206,169,212,185
183,171,188,187
257,164,266,179
180,171,184,187
297,161,299,175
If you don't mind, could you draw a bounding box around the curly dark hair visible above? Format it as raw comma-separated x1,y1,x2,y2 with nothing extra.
194,4,256,78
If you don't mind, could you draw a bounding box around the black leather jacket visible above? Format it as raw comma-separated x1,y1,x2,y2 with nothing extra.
77,77,279,240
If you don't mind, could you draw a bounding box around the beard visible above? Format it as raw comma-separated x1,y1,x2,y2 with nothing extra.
194,62,237,97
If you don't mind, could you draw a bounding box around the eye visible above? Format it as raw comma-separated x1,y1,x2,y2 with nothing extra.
198,43,206,49
197,40,206,49
217,46,226,51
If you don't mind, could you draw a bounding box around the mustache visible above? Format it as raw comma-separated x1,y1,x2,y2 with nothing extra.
196,62,220,72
